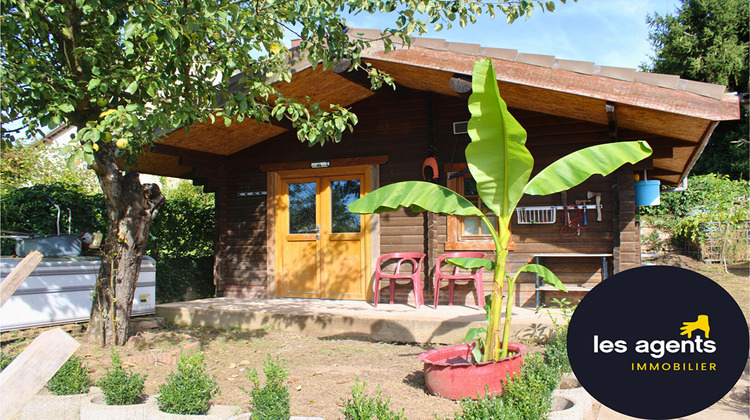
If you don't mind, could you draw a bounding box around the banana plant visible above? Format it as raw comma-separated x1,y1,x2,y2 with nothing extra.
349,58,653,362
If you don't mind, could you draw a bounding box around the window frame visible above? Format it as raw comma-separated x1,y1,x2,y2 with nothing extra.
445,163,515,251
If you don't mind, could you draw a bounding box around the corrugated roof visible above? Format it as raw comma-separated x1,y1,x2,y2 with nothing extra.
346,28,731,100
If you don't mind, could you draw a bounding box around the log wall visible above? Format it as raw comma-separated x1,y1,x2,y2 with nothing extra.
207,87,640,307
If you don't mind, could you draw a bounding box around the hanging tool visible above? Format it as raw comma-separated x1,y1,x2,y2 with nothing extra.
575,200,591,226
587,191,602,221
561,205,583,237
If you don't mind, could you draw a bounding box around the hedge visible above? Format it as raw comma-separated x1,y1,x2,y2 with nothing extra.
0,183,216,303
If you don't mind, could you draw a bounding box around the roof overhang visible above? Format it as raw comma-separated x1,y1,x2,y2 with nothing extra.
133,29,740,186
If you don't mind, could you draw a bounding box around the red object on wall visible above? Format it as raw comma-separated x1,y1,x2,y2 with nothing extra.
422,156,439,180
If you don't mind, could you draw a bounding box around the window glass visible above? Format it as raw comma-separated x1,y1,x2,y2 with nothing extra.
288,182,316,234
331,180,361,233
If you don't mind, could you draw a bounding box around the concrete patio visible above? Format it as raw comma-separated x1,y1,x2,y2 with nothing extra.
155,298,559,344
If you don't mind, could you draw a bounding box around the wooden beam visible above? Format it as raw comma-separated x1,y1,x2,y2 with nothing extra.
649,168,683,176
606,102,618,141
150,144,229,165
0,251,42,308
259,155,389,172
450,74,472,97
682,121,718,179
651,148,674,159
0,329,80,420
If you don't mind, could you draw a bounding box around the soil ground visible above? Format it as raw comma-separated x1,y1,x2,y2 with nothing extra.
1,257,747,419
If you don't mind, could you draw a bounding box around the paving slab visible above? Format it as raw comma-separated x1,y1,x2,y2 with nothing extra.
156,298,557,344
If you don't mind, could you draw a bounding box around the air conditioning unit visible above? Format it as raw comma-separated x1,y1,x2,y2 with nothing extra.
453,121,468,135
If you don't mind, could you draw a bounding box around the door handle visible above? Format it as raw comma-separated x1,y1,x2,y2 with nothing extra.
316,224,320,240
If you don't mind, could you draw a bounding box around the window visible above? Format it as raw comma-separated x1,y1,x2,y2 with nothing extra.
445,164,514,251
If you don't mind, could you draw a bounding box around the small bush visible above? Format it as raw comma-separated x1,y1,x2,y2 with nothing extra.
48,355,91,395
446,393,506,420
246,355,290,420
445,353,562,420
97,349,147,405
544,324,571,373
501,353,560,419
157,351,220,415
0,351,15,371
341,378,405,420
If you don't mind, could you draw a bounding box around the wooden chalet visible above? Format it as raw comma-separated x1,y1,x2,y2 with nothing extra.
133,29,740,308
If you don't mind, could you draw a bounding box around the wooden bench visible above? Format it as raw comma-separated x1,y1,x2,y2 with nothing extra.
530,253,613,307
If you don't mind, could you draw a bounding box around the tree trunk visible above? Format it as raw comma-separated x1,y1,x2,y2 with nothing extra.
86,142,165,346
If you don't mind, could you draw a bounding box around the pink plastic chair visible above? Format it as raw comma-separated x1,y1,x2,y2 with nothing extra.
433,252,486,309
374,253,426,308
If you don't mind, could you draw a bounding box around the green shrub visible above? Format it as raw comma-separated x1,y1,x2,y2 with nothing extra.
341,378,405,420
155,256,215,303
445,353,562,420
445,393,507,420
97,349,147,405
246,355,290,420
502,353,560,419
48,355,91,395
0,351,16,371
544,324,571,373
0,183,107,255
157,351,219,415
543,298,574,373
1,182,217,299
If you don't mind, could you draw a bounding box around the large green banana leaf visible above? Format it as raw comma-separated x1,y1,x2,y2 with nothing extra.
524,141,653,196
466,58,533,220
446,257,496,271
513,264,567,292
348,181,483,216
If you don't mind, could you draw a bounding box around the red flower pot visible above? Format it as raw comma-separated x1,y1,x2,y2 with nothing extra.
418,342,527,400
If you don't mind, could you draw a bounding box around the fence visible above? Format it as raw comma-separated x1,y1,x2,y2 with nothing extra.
688,221,750,264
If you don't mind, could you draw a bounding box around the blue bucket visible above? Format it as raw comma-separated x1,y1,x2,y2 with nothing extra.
634,180,661,206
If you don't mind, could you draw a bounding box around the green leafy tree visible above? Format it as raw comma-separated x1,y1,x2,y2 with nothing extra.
1,0,573,345
645,0,749,179
1,139,99,192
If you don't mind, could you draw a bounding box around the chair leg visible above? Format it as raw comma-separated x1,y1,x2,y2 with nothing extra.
474,276,485,310
448,280,455,306
433,278,440,309
415,279,423,309
373,276,380,308
389,279,396,304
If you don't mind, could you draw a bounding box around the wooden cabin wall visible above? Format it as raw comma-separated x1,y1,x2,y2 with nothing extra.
211,86,640,306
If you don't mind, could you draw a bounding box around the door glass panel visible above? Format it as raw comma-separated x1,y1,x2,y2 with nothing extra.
331,180,361,233
288,182,316,234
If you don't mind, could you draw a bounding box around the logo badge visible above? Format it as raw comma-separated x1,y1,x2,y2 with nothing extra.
567,266,748,419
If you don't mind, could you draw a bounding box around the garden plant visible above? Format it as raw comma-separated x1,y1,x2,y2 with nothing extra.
96,349,147,405
341,378,406,420
246,354,291,420
350,58,653,362
47,354,91,396
157,351,220,415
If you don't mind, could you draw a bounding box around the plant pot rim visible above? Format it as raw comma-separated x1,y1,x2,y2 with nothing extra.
418,342,527,367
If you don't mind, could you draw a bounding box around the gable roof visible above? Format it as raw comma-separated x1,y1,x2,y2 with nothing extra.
134,28,740,186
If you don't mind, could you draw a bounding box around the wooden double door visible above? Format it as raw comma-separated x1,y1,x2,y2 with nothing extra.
273,166,371,300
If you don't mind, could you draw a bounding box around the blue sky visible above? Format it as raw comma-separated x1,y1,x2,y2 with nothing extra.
342,0,683,70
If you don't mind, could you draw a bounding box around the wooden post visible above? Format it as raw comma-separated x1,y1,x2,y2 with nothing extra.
0,251,43,308
0,329,80,420
0,250,82,420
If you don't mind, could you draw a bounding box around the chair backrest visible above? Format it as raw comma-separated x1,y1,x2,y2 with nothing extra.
436,252,487,274
376,253,426,275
